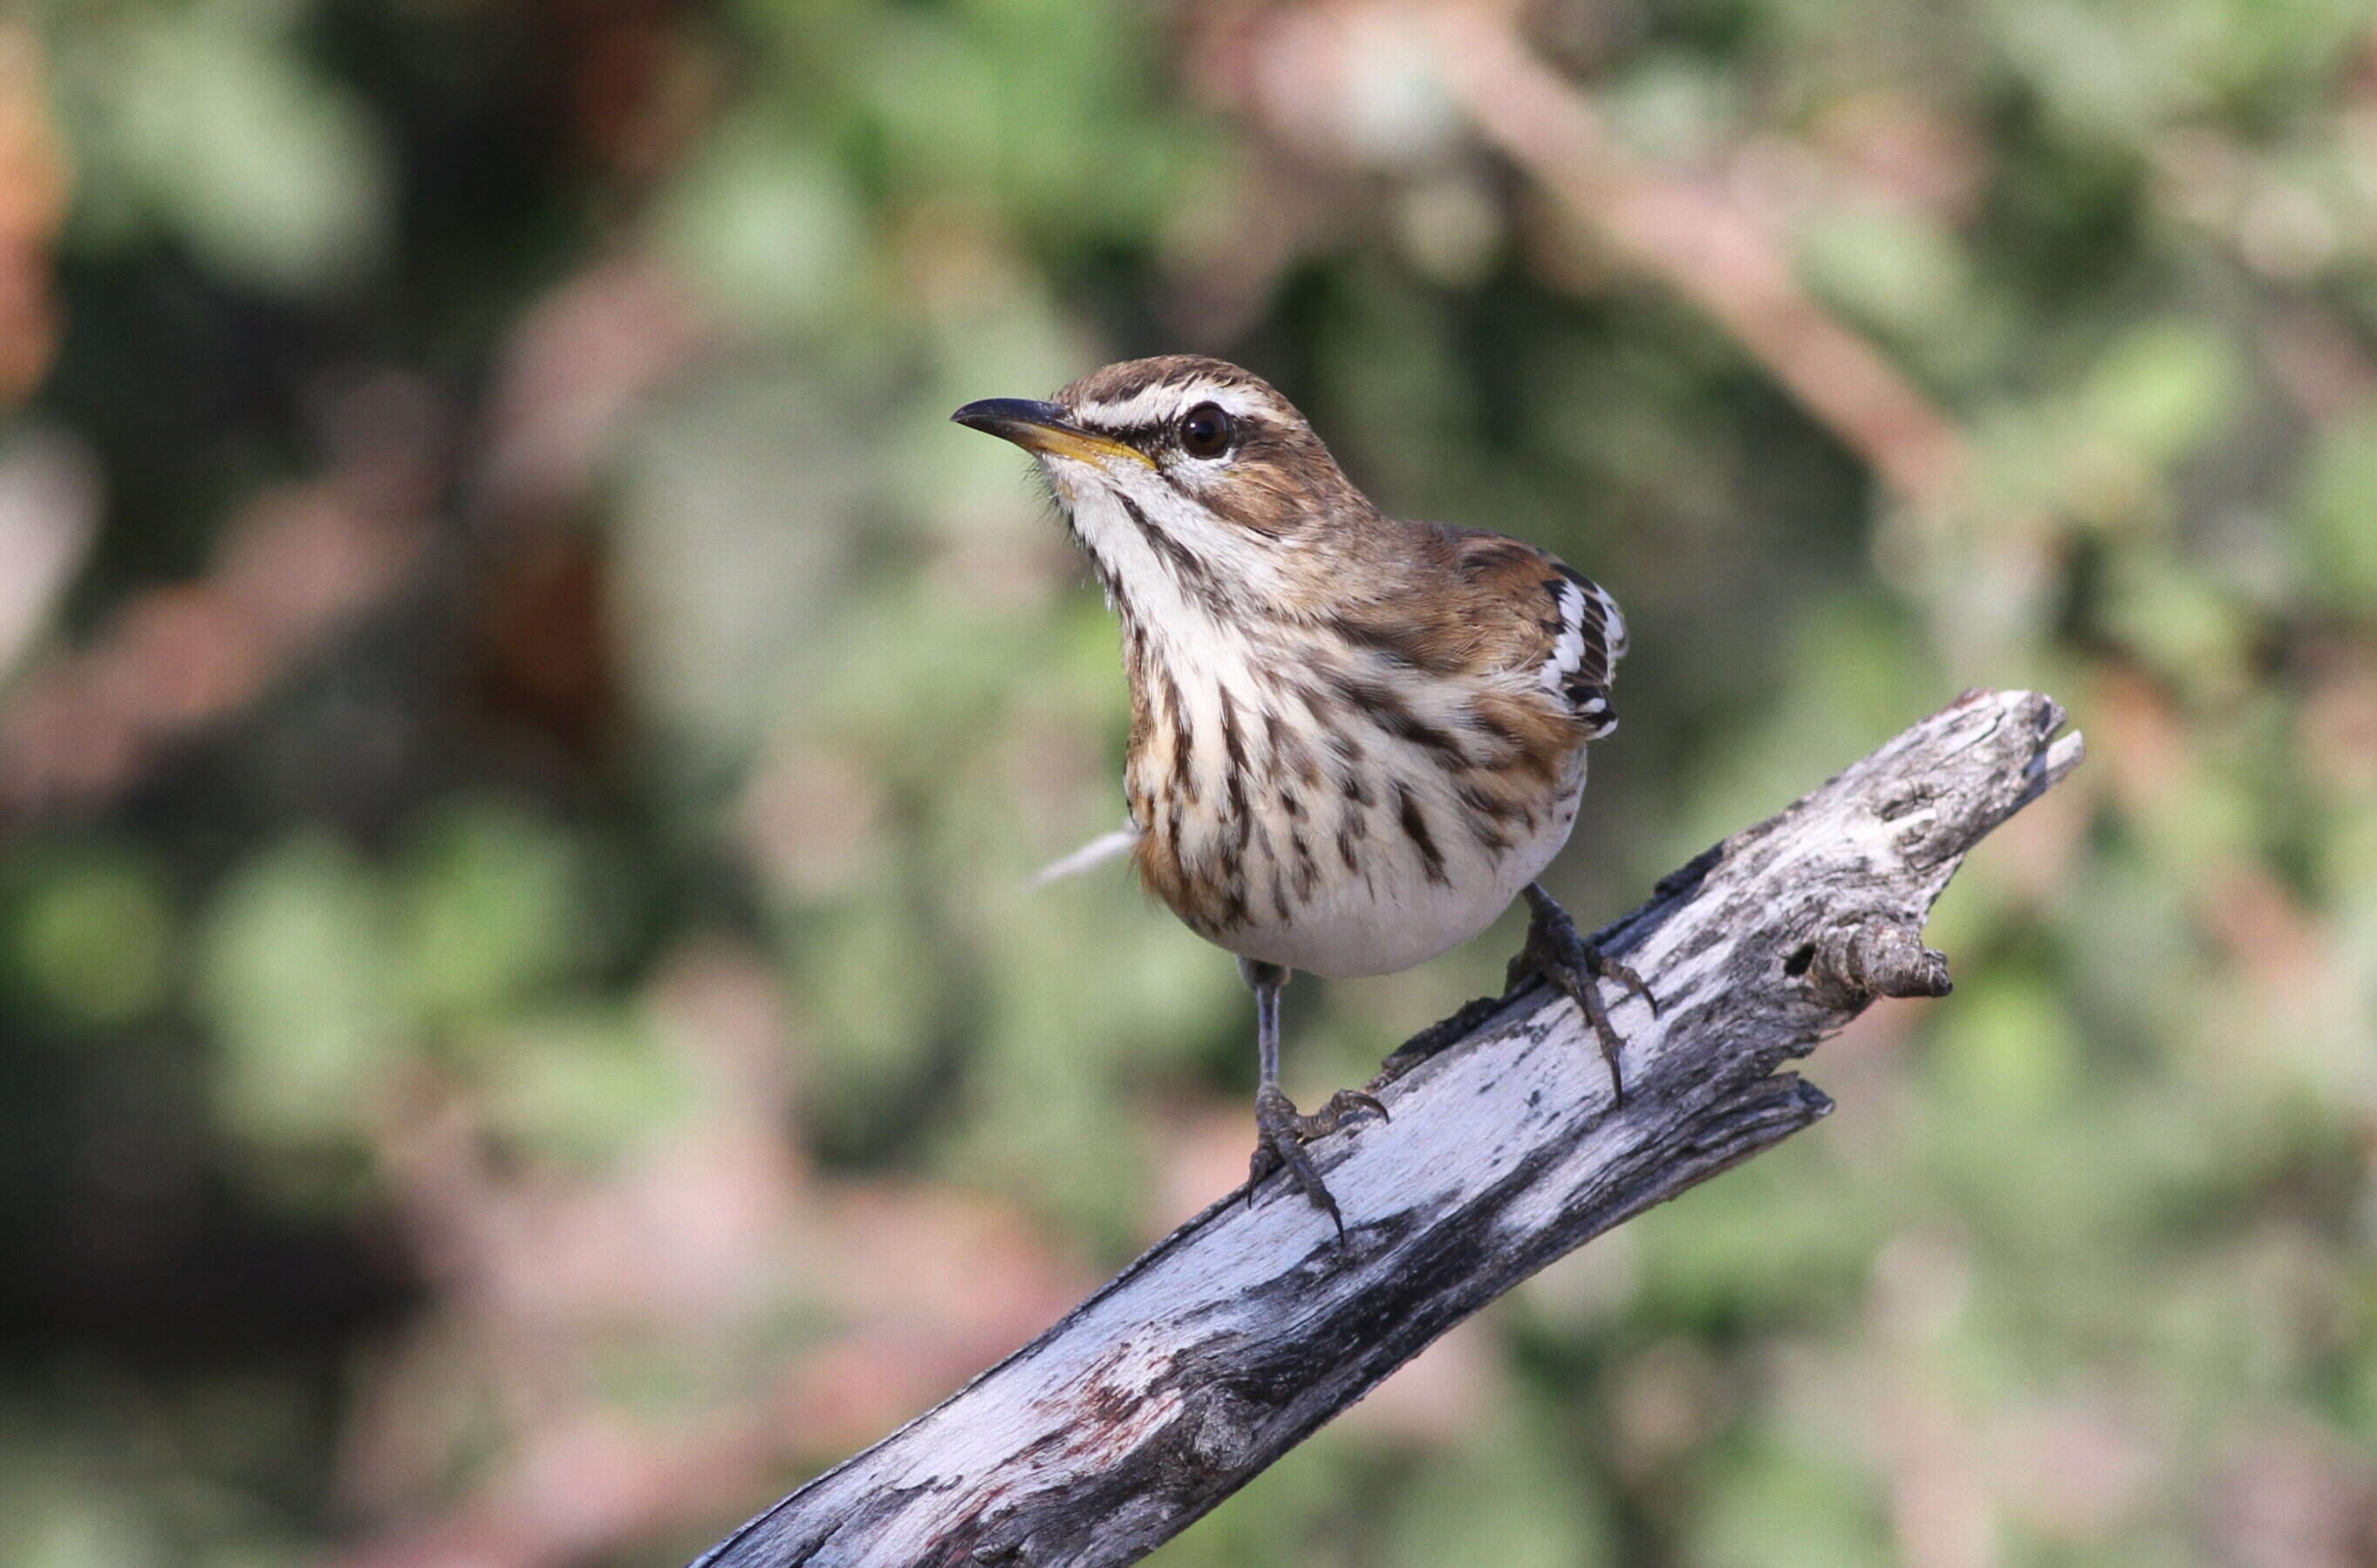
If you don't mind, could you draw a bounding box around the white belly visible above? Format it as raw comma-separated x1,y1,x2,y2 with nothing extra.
1220,758,1586,979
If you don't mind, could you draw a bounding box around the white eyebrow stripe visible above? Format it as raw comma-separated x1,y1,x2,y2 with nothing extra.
1069,381,1269,432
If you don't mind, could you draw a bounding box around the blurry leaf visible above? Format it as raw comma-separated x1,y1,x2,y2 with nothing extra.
2078,320,2239,467
1688,1435,1891,1568
863,4,1185,238
2055,833,2214,1054
2098,546,2250,693
782,881,941,1141
1,1494,165,1568
1315,266,1467,506
1394,173,1505,289
397,798,584,1026
2294,408,2377,613
2343,1317,2377,1448
1634,1139,1878,1327
1668,595,1936,866
613,369,864,778
898,305,1097,544
74,4,389,292
1926,971,2080,1115
656,115,866,335
1991,0,2196,145
6,844,174,1027
478,1006,695,1165
1602,53,1738,162
2170,0,2374,112
198,832,400,1147
1797,207,1970,337
1376,1418,1609,1568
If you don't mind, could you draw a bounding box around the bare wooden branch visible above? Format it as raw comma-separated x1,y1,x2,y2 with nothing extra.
693,689,2084,1568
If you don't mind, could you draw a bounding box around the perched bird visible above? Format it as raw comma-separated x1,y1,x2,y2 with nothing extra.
953,356,1652,1236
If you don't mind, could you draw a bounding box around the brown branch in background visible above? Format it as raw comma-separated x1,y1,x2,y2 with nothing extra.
0,254,706,827
0,20,65,406
1430,3,1971,510
467,255,706,541
0,398,438,821
0,3,714,827
0,24,85,686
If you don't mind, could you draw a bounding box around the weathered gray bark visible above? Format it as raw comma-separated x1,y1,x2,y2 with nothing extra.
693,688,2084,1568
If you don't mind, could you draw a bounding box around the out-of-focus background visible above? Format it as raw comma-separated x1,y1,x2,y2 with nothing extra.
3,0,2374,1563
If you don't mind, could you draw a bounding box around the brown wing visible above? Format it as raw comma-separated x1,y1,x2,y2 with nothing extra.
1450,531,1628,740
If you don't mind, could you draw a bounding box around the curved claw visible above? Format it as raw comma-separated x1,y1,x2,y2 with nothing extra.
1309,1087,1388,1129
1247,1085,1386,1244
1248,1120,1344,1241
1513,885,1654,1108
1601,954,1660,1019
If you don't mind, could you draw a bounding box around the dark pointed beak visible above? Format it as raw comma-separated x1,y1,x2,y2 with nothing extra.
951,397,1072,440
950,398,1153,467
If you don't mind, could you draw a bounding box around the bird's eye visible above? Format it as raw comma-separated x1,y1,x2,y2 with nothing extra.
1178,402,1233,459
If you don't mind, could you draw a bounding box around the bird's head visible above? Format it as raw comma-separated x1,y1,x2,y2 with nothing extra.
952,356,1376,617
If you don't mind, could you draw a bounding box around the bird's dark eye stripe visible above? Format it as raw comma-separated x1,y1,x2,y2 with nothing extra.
1072,420,1159,444
1083,414,1253,449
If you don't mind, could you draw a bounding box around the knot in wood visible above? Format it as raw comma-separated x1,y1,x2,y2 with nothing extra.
1800,918,1950,1009
1182,1386,1261,1473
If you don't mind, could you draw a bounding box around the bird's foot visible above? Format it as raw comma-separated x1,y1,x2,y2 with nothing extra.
1509,891,1658,1107
1247,1085,1387,1241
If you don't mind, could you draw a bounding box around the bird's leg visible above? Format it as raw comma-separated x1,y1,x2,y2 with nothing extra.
1508,882,1658,1106
1241,958,1386,1241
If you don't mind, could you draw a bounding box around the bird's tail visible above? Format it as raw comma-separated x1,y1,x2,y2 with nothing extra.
1025,825,1139,890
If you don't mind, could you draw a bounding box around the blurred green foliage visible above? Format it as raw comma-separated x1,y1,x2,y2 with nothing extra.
3,0,2376,1565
